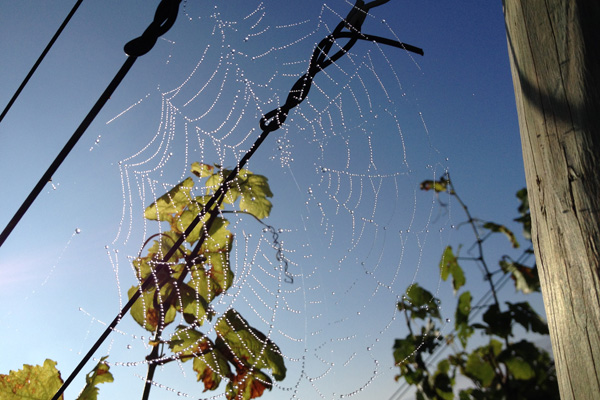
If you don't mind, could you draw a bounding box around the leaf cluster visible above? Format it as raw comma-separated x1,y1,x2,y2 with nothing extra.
128,162,284,399
394,176,557,399
0,358,113,400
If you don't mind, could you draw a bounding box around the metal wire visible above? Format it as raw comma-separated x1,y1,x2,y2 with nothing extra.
0,0,182,250
0,0,84,125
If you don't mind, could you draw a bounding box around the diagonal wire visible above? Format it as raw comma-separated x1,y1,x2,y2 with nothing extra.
0,0,84,125
0,0,182,249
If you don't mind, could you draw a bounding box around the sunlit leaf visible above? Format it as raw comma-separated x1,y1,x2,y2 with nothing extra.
0,359,64,400
239,174,273,219
191,162,215,178
144,178,194,221
193,349,231,392
204,251,234,296
76,356,113,400
178,283,209,324
504,356,535,380
500,259,540,294
419,176,450,193
483,221,519,248
216,309,286,381
439,246,465,293
127,285,176,332
169,327,212,360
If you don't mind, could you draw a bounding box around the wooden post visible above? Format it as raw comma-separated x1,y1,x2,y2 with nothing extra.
503,1,600,398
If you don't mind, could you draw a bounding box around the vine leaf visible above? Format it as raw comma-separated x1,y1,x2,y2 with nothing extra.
482,304,512,339
463,340,502,387
483,221,519,248
191,162,215,178
76,356,114,400
169,327,231,391
226,369,273,400
193,350,231,393
398,284,441,320
419,176,450,193
455,291,474,347
127,285,177,332
506,302,548,334
500,259,540,294
238,173,273,220
0,359,64,400
144,178,194,221
439,246,465,293
216,309,287,381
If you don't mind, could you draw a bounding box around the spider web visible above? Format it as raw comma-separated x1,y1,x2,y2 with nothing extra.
3,1,456,399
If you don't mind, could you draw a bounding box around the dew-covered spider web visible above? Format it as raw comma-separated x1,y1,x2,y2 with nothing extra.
4,1,459,399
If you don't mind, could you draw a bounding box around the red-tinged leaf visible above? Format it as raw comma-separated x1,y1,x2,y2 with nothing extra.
483,221,519,248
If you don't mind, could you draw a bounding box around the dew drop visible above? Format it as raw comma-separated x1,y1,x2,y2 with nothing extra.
445,318,451,323
75,228,81,234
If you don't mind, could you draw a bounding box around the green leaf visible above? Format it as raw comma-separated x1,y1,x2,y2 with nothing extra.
482,304,512,338
193,349,231,392
439,246,465,293
169,327,211,359
191,162,216,178
483,221,519,248
200,217,233,252
419,176,450,193
455,291,474,347
464,348,496,387
76,356,113,400
144,177,195,221
178,284,209,325
127,285,177,332
393,337,418,366
506,302,549,334
499,259,540,294
0,359,64,400
401,284,441,320
238,173,273,219
504,356,535,380
515,188,532,240
204,251,234,296
216,309,286,381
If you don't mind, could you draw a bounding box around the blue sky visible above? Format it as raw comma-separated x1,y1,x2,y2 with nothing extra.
0,1,538,399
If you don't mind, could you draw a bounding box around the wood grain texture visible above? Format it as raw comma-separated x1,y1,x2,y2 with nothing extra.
503,1,600,398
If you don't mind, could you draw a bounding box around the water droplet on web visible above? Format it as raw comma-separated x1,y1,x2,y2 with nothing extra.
75,228,81,234
127,344,132,349
445,318,451,323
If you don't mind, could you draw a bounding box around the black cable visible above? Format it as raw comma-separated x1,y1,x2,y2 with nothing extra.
0,0,84,125
0,57,136,249
0,0,182,249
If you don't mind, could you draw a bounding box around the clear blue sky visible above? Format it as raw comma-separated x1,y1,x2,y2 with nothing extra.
0,1,536,399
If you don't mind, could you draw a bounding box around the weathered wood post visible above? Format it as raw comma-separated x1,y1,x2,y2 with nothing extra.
503,1,600,398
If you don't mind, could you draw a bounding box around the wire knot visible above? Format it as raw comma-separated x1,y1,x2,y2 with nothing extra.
124,0,181,57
